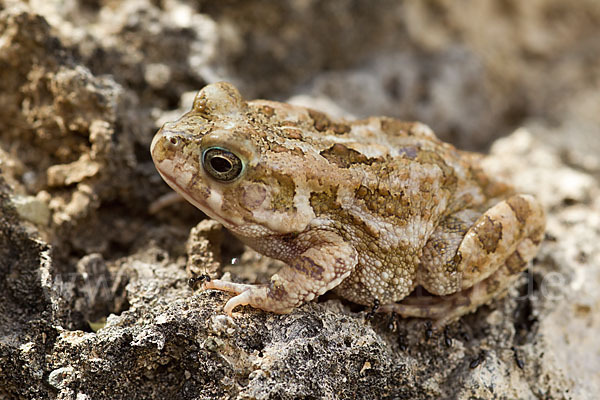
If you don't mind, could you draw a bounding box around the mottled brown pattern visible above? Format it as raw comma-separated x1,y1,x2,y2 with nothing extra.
282,128,303,140
308,109,350,134
507,195,532,224
531,227,545,245
267,281,288,300
307,109,329,132
354,181,414,223
258,105,274,117
320,144,372,168
416,150,458,190
475,215,503,253
247,165,296,212
505,250,527,274
379,118,414,137
151,82,546,324
309,188,339,215
294,255,325,279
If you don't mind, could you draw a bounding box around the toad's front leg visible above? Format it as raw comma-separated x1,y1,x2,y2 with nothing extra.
203,231,357,316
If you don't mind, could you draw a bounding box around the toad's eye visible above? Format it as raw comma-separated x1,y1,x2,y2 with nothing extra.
202,147,243,182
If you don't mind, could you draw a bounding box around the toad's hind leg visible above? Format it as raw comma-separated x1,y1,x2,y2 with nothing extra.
380,194,545,326
380,259,529,327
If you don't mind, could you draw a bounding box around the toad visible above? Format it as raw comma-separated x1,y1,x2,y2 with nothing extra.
151,82,545,325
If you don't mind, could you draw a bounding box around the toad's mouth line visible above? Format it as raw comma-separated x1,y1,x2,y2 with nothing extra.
155,167,238,228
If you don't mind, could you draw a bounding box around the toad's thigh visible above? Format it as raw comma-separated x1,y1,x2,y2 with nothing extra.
419,195,545,295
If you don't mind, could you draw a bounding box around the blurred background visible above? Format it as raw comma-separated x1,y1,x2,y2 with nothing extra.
20,0,600,153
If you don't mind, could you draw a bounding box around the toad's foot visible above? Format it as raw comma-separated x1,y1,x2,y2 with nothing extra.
203,231,357,317
379,264,523,328
202,279,280,316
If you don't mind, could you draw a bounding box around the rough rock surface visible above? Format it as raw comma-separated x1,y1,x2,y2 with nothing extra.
0,1,599,399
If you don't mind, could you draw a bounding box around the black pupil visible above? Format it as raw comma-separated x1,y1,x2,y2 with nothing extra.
210,156,232,173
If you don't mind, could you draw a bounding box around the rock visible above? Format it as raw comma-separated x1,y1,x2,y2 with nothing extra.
1,1,599,399
185,219,224,279
9,193,51,226
0,176,56,398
